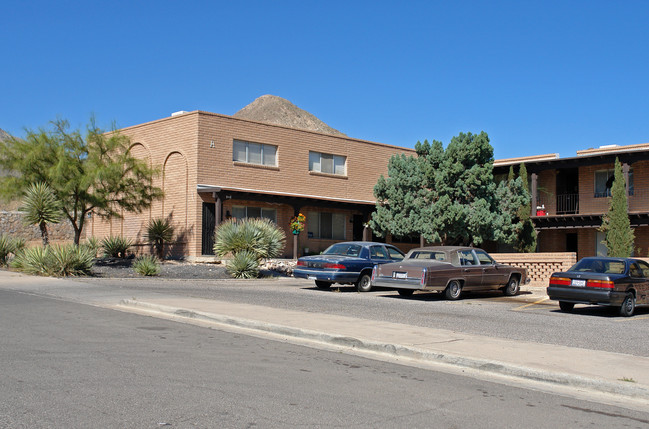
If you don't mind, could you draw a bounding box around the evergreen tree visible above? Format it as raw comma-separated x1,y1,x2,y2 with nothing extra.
494,164,537,252
600,158,634,257
0,118,163,244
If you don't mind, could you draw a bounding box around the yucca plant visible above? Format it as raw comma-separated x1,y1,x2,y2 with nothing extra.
133,254,161,276
213,218,285,279
225,249,260,279
145,218,174,260
19,182,62,247
47,244,94,276
0,234,25,266
10,246,50,275
101,236,133,258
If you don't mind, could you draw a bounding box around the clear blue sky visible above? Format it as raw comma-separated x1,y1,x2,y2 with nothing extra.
2,1,648,160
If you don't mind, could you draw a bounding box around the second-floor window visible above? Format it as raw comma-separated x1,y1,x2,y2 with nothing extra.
309,151,346,175
594,168,634,198
233,140,277,166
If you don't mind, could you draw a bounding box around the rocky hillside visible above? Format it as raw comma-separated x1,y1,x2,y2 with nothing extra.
0,128,9,141
233,95,346,137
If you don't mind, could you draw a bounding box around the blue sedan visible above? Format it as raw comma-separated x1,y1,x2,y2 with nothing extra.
294,241,405,292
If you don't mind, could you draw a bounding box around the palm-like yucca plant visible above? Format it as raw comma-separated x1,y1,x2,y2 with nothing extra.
19,182,62,246
213,218,286,278
145,218,174,260
225,249,259,279
101,236,133,258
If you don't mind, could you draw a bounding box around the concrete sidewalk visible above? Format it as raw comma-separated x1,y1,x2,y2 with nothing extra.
1,270,648,406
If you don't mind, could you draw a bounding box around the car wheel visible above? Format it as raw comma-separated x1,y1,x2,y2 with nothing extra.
315,280,331,289
445,280,462,300
356,273,372,292
398,289,414,297
559,301,574,312
503,277,520,296
619,293,635,317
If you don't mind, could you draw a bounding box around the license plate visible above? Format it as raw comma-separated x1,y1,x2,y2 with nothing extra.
393,272,408,279
307,276,317,280
571,279,586,287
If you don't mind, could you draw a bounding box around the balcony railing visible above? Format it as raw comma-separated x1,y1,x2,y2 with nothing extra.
533,188,647,217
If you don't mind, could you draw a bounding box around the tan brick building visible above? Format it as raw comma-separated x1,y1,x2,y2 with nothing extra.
86,111,417,259
493,143,649,260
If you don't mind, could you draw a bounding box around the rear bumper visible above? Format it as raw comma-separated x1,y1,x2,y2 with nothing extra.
546,286,627,306
293,268,360,284
371,277,430,290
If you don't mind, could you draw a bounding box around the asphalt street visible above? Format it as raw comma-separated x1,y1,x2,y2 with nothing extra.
2,288,649,429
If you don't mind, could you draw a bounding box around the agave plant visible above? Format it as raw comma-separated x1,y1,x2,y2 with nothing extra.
101,236,133,258
19,182,62,247
213,218,285,262
46,244,94,276
0,234,25,266
145,218,174,260
133,254,161,276
10,246,50,275
225,249,259,279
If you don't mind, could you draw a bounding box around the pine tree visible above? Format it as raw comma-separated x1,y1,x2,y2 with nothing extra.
600,158,634,257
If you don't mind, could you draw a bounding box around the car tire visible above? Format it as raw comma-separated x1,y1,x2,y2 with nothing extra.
397,289,414,297
619,293,635,317
356,273,372,292
445,280,462,300
503,277,520,296
315,280,331,289
559,301,574,312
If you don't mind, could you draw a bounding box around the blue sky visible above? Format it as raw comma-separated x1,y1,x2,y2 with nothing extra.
2,1,648,160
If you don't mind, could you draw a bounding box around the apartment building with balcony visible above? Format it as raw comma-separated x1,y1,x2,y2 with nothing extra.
494,143,649,260
86,110,417,259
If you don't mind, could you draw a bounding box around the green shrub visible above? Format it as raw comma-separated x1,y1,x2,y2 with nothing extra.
145,218,174,260
133,254,161,276
225,250,259,279
10,244,93,276
214,218,285,261
82,236,101,258
0,234,25,266
101,236,133,258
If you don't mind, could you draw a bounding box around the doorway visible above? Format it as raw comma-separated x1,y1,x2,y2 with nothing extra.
202,202,216,255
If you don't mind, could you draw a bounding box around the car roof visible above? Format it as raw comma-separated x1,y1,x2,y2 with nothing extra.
330,241,396,247
408,246,481,252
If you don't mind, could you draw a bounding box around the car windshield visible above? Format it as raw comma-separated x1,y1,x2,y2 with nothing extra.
407,251,447,261
322,243,362,257
569,259,626,274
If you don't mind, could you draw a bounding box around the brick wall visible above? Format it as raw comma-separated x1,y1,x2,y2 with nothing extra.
491,252,577,287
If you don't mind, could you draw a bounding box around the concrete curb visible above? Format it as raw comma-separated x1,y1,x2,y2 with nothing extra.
119,299,649,401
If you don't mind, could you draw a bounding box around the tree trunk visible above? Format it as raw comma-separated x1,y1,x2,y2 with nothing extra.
40,222,49,247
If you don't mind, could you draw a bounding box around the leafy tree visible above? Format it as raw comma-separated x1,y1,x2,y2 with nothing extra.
0,118,162,244
19,182,62,247
600,158,634,257
370,149,429,239
421,132,498,246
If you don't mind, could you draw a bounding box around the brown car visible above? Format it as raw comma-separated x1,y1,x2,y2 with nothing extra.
370,246,528,299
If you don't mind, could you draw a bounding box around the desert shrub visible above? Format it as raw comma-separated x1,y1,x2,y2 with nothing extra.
225,250,259,279
133,254,161,276
101,236,133,258
82,236,101,258
145,218,174,260
10,244,93,276
213,218,285,279
0,234,25,266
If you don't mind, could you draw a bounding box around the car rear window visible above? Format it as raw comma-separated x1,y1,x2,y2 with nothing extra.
408,251,447,261
569,259,625,274
323,244,362,257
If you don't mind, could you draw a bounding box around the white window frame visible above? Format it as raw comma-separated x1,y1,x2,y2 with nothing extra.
309,151,346,175
233,140,277,167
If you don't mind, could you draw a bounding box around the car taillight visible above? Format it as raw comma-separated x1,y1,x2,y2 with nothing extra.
586,279,615,289
323,263,346,269
371,265,377,281
421,268,427,286
296,260,306,266
549,276,571,286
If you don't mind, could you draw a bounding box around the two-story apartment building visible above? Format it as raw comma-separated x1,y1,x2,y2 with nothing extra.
86,110,417,259
494,143,649,260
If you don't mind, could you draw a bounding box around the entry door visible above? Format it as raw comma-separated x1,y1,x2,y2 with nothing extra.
202,202,216,255
352,215,364,241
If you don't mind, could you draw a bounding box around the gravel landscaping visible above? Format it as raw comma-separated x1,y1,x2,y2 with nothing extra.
91,258,296,279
